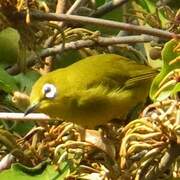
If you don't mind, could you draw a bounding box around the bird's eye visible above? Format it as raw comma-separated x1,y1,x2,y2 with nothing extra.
42,83,57,99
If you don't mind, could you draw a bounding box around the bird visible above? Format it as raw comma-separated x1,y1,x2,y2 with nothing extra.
25,54,157,129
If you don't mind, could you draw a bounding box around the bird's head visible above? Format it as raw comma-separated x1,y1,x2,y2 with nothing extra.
24,73,61,117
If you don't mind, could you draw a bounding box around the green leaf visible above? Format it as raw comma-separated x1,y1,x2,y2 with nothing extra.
11,121,35,136
172,83,180,97
150,39,180,101
0,67,18,93
15,71,40,93
96,0,106,7
0,28,20,67
135,0,156,13
0,162,69,180
87,6,123,35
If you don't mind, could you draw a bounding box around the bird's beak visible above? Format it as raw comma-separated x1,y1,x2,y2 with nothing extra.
24,102,40,116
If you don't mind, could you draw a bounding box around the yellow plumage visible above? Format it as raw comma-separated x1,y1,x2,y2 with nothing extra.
25,54,157,128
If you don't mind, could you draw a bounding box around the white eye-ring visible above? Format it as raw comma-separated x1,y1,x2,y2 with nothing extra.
42,83,57,99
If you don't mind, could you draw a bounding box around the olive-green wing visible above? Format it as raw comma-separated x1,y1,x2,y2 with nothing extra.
81,56,157,91
65,54,157,91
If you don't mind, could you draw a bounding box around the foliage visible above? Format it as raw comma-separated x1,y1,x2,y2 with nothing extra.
0,0,179,180
0,163,60,180
120,99,180,179
0,67,18,93
0,28,19,68
150,39,180,101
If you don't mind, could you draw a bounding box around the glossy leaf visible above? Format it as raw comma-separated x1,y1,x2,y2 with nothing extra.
150,39,180,101
0,162,69,180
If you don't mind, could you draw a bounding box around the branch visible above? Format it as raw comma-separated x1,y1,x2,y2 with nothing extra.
0,112,50,121
90,0,128,17
96,34,156,44
18,10,180,39
7,35,155,75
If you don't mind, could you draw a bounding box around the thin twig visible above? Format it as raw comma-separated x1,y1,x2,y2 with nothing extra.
59,0,85,28
90,0,128,17
56,0,66,27
43,0,67,73
0,112,50,121
56,0,66,14
66,0,85,15
7,34,155,75
44,0,67,47
18,10,180,39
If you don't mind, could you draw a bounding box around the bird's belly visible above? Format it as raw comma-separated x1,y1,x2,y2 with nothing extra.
64,111,117,129
59,102,130,129
66,90,148,128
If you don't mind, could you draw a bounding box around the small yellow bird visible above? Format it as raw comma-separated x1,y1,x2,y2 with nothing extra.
25,54,157,128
